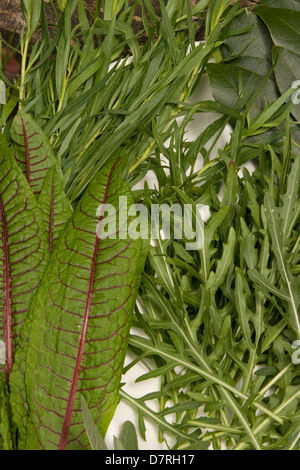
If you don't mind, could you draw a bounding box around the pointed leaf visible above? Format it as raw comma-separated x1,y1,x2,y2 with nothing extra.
37,166,73,253
118,421,139,451
279,157,300,245
0,137,48,383
25,160,147,450
0,373,13,450
208,227,236,289
80,395,107,450
264,193,300,336
10,110,62,196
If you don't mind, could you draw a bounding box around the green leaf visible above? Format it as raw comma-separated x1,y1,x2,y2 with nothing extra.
0,134,48,382
234,268,254,349
10,111,62,196
117,421,139,450
0,373,13,450
181,441,211,450
220,161,239,236
278,157,300,246
0,135,49,446
264,193,300,336
208,227,236,289
57,0,67,11
37,165,73,253
25,159,147,450
257,7,300,56
272,46,300,122
80,395,107,450
206,62,278,119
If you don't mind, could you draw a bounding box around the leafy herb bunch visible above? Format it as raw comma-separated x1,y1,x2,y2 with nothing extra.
0,0,299,451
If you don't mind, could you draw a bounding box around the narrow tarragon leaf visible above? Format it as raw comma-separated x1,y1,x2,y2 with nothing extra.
0,136,48,383
37,166,73,253
10,110,62,196
25,159,147,450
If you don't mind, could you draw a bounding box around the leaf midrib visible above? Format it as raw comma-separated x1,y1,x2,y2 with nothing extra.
57,159,118,450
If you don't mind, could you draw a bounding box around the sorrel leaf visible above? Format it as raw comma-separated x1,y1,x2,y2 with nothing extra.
0,136,48,383
0,374,13,450
10,165,73,448
25,160,147,450
37,165,73,253
10,110,62,195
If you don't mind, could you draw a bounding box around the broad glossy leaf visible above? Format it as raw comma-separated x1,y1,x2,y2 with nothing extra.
257,7,300,56
37,165,73,253
206,62,278,119
25,160,147,450
10,110,62,195
207,11,278,118
258,0,300,10
0,137,48,382
272,47,300,122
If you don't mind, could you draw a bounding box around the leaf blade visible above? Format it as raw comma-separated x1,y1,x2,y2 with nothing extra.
25,160,147,450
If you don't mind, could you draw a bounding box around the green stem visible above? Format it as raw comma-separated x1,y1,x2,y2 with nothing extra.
19,36,30,108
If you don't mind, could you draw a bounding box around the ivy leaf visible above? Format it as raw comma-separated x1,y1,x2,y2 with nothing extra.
25,160,147,450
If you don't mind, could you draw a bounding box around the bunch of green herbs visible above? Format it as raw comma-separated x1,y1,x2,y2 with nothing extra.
0,0,299,450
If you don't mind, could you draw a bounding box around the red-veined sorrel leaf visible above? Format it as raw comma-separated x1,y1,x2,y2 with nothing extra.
0,374,13,450
25,159,147,450
37,165,73,253
0,135,48,383
0,135,49,448
10,110,62,196
9,165,73,448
